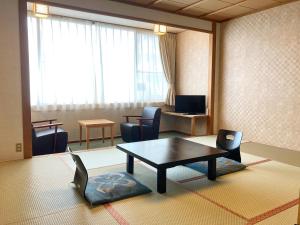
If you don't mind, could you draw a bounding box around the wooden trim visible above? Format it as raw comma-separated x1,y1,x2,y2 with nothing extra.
114,0,298,23
19,0,32,159
207,22,216,135
27,11,177,34
27,0,213,33
176,0,207,12
220,0,300,22
107,0,216,26
200,0,250,17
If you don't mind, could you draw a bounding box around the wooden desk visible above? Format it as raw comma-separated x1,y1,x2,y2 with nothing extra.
162,111,208,136
78,119,115,149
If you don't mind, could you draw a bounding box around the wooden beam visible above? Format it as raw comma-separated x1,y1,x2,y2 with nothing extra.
28,0,213,32
19,0,32,159
207,22,216,135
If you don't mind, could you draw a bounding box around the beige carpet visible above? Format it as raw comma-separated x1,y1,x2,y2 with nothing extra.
0,136,299,225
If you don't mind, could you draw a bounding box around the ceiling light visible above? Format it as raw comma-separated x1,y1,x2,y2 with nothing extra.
32,3,49,18
154,24,167,35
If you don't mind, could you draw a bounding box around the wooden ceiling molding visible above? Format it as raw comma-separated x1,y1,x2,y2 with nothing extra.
112,0,299,22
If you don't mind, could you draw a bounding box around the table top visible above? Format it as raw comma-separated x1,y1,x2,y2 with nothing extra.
163,111,208,118
117,137,227,168
78,119,115,127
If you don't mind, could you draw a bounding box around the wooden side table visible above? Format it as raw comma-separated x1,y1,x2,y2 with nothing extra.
78,119,115,149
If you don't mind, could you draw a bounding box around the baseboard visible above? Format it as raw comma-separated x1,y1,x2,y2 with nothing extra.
68,130,212,144
68,135,121,144
68,130,176,144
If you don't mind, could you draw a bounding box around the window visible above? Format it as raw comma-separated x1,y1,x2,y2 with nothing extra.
27,15,168,111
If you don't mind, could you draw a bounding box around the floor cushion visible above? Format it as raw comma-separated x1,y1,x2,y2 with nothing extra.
85,172,151,206
185,157,246,177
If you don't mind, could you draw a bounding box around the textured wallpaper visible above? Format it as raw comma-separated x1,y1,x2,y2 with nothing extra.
176,30,209,96
175,30,209,135
219,1,300,151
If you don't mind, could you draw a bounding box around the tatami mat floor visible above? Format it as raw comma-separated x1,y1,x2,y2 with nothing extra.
0,135,299,225
68,131,186,151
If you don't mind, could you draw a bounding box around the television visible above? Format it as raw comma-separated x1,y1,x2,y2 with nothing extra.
175,95,206,114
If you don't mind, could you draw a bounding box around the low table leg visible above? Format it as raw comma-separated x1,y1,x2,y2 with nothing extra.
207,158,216,180
157,168,166,194
127,154,134,174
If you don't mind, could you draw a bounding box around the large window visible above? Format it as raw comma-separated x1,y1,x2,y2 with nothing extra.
27,16,168,111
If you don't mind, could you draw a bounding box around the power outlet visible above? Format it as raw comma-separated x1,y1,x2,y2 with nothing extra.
16,143,22,152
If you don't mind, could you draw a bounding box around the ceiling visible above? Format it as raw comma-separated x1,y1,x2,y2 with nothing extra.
113,0,297,22
27,3,186,33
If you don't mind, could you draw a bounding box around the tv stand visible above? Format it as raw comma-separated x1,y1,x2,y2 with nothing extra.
184,112,201,115
163,111,208,136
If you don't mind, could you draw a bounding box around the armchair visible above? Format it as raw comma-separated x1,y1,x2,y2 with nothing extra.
32,119,68,156
120,107,161,143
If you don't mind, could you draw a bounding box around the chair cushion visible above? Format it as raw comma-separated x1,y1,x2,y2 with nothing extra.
85,172,151,206
120,123,141,142
185,157,246,177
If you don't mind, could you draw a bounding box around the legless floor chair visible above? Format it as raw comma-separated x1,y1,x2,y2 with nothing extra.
68,147,151,206
185,129,246,177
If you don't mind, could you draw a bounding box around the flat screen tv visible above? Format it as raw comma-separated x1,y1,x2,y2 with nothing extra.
175,95,206,114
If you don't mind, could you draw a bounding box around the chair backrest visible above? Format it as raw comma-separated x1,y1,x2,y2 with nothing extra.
141,106,161,130
67,147,88,198
216,129,243,151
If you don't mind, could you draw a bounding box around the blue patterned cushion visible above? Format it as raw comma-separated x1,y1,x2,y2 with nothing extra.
185,157,246,177
85,172,151,206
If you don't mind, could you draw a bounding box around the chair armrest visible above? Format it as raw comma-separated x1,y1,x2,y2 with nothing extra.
33,122,63,129
136,118,154,125
32,119,57,124
123,115,142,122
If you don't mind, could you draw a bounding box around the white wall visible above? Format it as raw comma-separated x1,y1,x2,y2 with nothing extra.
0,0,24,161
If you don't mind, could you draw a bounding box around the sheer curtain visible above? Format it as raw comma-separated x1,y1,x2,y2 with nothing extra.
27,16,167,111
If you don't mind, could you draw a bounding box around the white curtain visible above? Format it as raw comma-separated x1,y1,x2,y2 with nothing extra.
159,33,176,106
27,15,168,111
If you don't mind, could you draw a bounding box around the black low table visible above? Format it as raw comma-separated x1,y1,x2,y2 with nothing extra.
117,137,227,194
